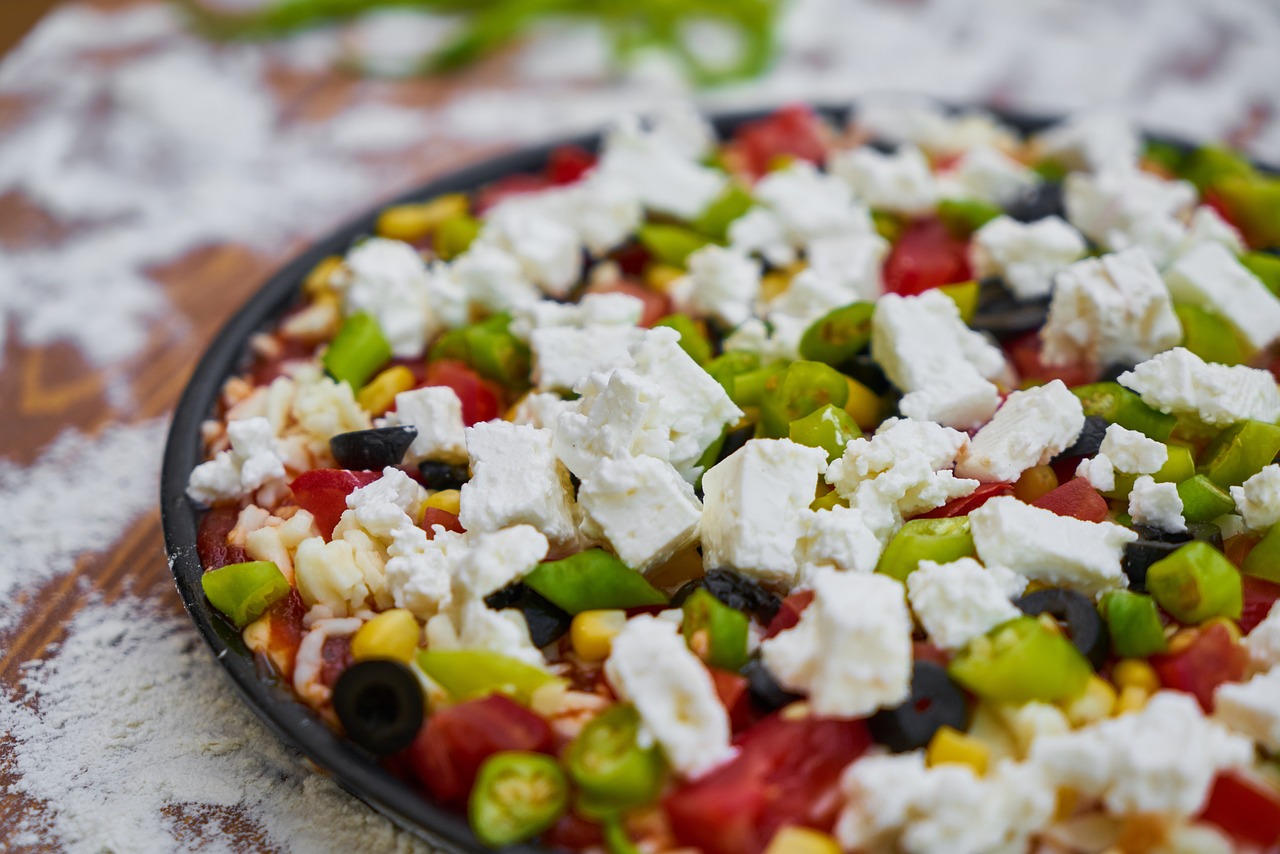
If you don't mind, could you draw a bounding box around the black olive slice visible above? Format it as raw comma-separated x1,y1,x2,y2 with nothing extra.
1003,181,1065,223
1014,588,1109,670
970,277,1050,340
329,426,418,471
671,569,782,624
417,460,470,491
867,661,967,753
1123,524,1222,591
1055,415,1109,461
740,656,802,714
332,659,425,755
484,583,572,648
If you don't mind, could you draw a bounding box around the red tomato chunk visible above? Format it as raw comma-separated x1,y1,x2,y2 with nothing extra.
730,104,828,178
196,505,248,570
1150,622,1249,712
1031,477,1110,523
289,469,382,539
882,218,971,297
424,360,502,426
1199,770,1280,848
916,482,1014,520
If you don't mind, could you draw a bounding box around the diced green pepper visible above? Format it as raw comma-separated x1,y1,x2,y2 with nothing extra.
524,550,668,613
691,184,754,240
200,560,291,628
1143,140,1187,175
876,517,976,582
1146,541,1243,624
758,361,850,439
1176,474,1236,524
468,751,568,848
937,198,1002,238
938,280,980,324
798,302,875,367
1214,175,1280,249
1242,252,1280,298
565,703,665,810
323,310,392,389
1071,382,1176,440
705,350,761,398
654,313,713,366
433,213,481,260
1032,160,1068,182
1243,524,1280,584
729,363,787,409
1104,443,1196,501
948,616,1092,703
789,403,862,462
1198,420,1280,488
603,819,643,854
429,313,531,389
638,223,716,268
417,649,560,705
1179,144,1255,192
1174,303,1246,366
1100,590,1168,658
681,588,749,671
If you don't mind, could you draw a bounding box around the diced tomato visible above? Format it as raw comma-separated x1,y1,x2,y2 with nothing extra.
289,469,383,539
1199,770,1280,848
916,482,1015,520
263,590,306,680
610,242,651,277
589,280,671,328
1241,574,1280,634
1005,330,1099,388
319,634,353,688
729,104,828,178
405,694,554,807
423,359,502,426
420,508,465,538
473,172,551,214
709,667,752,733
1225,533,1261,569
882,218,971,296
196,506,248,570
1150,622,1249,712
542,812,605,850
546,144,597,185
763,591,815,640
1031,477,1110,523
663,713,872,854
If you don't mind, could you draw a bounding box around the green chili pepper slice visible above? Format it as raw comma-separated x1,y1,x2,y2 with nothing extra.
433,213,481,260
653,314,713,366
1146,541,1243,624
468,751,568,848
1103,442,1196,501
1071,382,1176,440
937,198,1002,238
1179,144,1255,192
603,819,643,854
758,360,850,439
429,313,531,389
638,223,717,268
798,302,875,367
872,211,903,243
937,280,980,325
1100,590,1169,658
681,588,749,671
523,550,668,614
1242,251,1280,298
1213,175,1280,249
565,704,665,808
201,560,291,628
322,310,392,389
876,517,976,582
948,616,1092,703
416,649,559,705
705,350,761,398
1243,524,1280,584
788,403,862,462
1176,474,1236,524
1174,303,1246,366
1198,420,1280,488
729,363,787,409
691,184,754,241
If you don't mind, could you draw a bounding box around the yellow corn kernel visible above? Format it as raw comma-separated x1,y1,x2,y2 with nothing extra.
351,609,421,664
375,193,468,242
926,725,990,775
1014,464,1059,503
356,365,416,416
761,270,792,302
645,263,685,292
1112,659,1160,694
763,827,841,854
304,255,343,297
424,489,461,516
1201,616,1243,643
843,377,882,432
1061,676,1117,727
571,610,628,662
780,701,811,721
1053,787,1078,821
1115,684,1150,716
1167,627,1199,655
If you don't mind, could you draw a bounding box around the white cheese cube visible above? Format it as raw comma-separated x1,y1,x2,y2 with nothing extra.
389,386,467,465
1164,241,1280,351
805,232,888,302
1214,668,1280,752
452,525,550,600
459,422,578,545
1246,602,1280,672
509,391,573,432
530,324,645,392
796,505,886,578
563,172,644,257
939,144,1038,207
669,244,762,329
605,615,733,778
853,96,1019,156
829,144,938,216
1128,475,1186,534
448,243,541,316
339,237,438,358
720,316,804,363
1118,347,1280,427
1176,205,1245,259
477,200,582,298
342,466,426,541
385,540,453,620
553,369,673,477
907,557,1022,651
187,416,288,505
970,496,1137,598
1075,454,1116,493
761,569,912,718
728,207,796,268
969,215,1088,300
596,115,726,220
752,160,876,244
1231,464,1280,532
1033,111,1141,172
577,454,701,571
511,291,643,341
1064,168,1196,266
956,380,1085,483
1100,424,1167,475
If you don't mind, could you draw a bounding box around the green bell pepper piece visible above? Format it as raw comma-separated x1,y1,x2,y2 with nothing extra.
638,223,716,268
1198,420,1280,488
798,302,875,367
1176,474,1236,524
1072,382,1176,440
1243,524,1280,585
433,213,480,260
1242,252,1280,298
417,649,559,705
429,313,531,389
1179,144,1255,192
876,517,976,582
705,350,761,398
653,313,713,366
938,280,980,325
322,310,392,389
565,704,665,809
949,616,1092,703
758,360,850,439
1174,303,1246,366
523,550,667,613
789,403,862,462
1143,140,1187,175
691,184,754,240
937,198,1002,238
1100,590,1168,658
1214,175,1280,249
469,751,568,848
728,363,786,409
682,588,749,671
200,560,291,628
1146,541,1243,624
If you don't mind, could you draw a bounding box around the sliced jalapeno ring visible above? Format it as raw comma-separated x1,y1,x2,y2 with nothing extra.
468,751,568,848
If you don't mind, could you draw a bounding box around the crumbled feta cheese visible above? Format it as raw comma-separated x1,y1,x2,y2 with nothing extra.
290,371,372,458
293,536,374,617
510,391,573,431
387,386,467,464
530,324,645,391
956,380,1085,483
805,232,889,302
766,266,862,328
796,505,886,578
1064,168,1197,266
1033,111,1142,173
421,259,470,329
648,101,716,160
450,524,551,600
870,291,1008,430
577,454,702,571
830,144,938,216
1129,475,1186,534
563,172,644,257
1164,241,1280,352
669,245,762,328
1040,248,1182,368
448,242,541,316
1075,454,1116,493
1231,465,1280,532
1246,602,1280,672
187,416,287,505
752,160,877,244
1214,668,1280,752
727,206,796,268
1157,824,1236,854
906,558,1022,651
761,569,912,717
511,291,644,341
970,496,1137,597
605,615,733,778
969,215,1088,300
596,114,726,220
720,316,804,363
1215,513,1248,541
338,237,438,358
853,97,1019,156
1118,347,1280,427
1176,205,1245,259
342,467,427,540
938,144,1038,206
427,597,545,667
554,369,672,477
701,439,829,587
1030,691,1253,816
459,422,578,545
1100,423,1168,475
478,199,583,297
385,536,452,620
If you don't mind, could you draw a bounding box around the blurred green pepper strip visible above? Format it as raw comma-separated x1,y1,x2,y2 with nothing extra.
201,560,291,628
1174,303,1246,366
1198,420,1280,488
1242,252,1280,298
936,198,1002,238
468,751,568,848
949,616,1091,703
1179,144,1255,191
758,361,850,439
524,549,667,614
937,280,980,325
566,704,665,810
705,350,761,398
1243,524,1280,584
682,588,749,671
654,314,713,365
323,310,392,389
603,819,643,854
1071,382,1176,441
638,224,717,268
1101,590,1168,658
1146,541,1243,624
417,649,560,705
1213,175,1280,249
1176,474,1236,524
789,403,861,462
876,517,975,582
430,313,531,389
799,302,875,367
433,213,481,260
692,184,754,240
